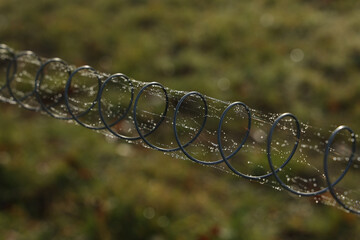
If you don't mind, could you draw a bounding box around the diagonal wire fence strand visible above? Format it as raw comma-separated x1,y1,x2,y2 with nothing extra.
1,43,360,215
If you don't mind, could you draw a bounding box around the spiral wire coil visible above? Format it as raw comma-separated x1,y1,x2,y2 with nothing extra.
0,44,358,214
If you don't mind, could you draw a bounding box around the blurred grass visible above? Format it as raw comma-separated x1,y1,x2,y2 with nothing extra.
1,0,360,239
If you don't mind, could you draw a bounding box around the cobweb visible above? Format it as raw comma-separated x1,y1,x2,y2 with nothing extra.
1,45,360,214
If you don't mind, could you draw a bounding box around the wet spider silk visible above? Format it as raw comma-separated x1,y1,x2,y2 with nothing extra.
1,44,360,215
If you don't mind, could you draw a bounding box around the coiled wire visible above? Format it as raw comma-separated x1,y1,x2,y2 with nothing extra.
0,44,358,214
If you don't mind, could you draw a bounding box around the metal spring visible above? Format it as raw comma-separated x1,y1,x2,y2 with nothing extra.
0,44,358,214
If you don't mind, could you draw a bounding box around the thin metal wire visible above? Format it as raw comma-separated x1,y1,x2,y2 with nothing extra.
64,65,104,130
217,101,259,179
35,58,72,120
7,51,42,111
1,43,359,214
0,44,16,92
324,126,357,214
173,91,222,165
98,73,139,140
134,84,205,152
266,113,352,196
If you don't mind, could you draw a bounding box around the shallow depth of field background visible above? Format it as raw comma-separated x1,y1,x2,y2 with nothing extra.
1,0,360,239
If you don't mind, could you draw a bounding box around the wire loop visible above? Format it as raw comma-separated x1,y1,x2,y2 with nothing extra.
1,44,359,214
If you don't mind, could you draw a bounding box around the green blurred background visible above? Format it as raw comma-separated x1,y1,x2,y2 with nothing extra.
1,0,360,239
